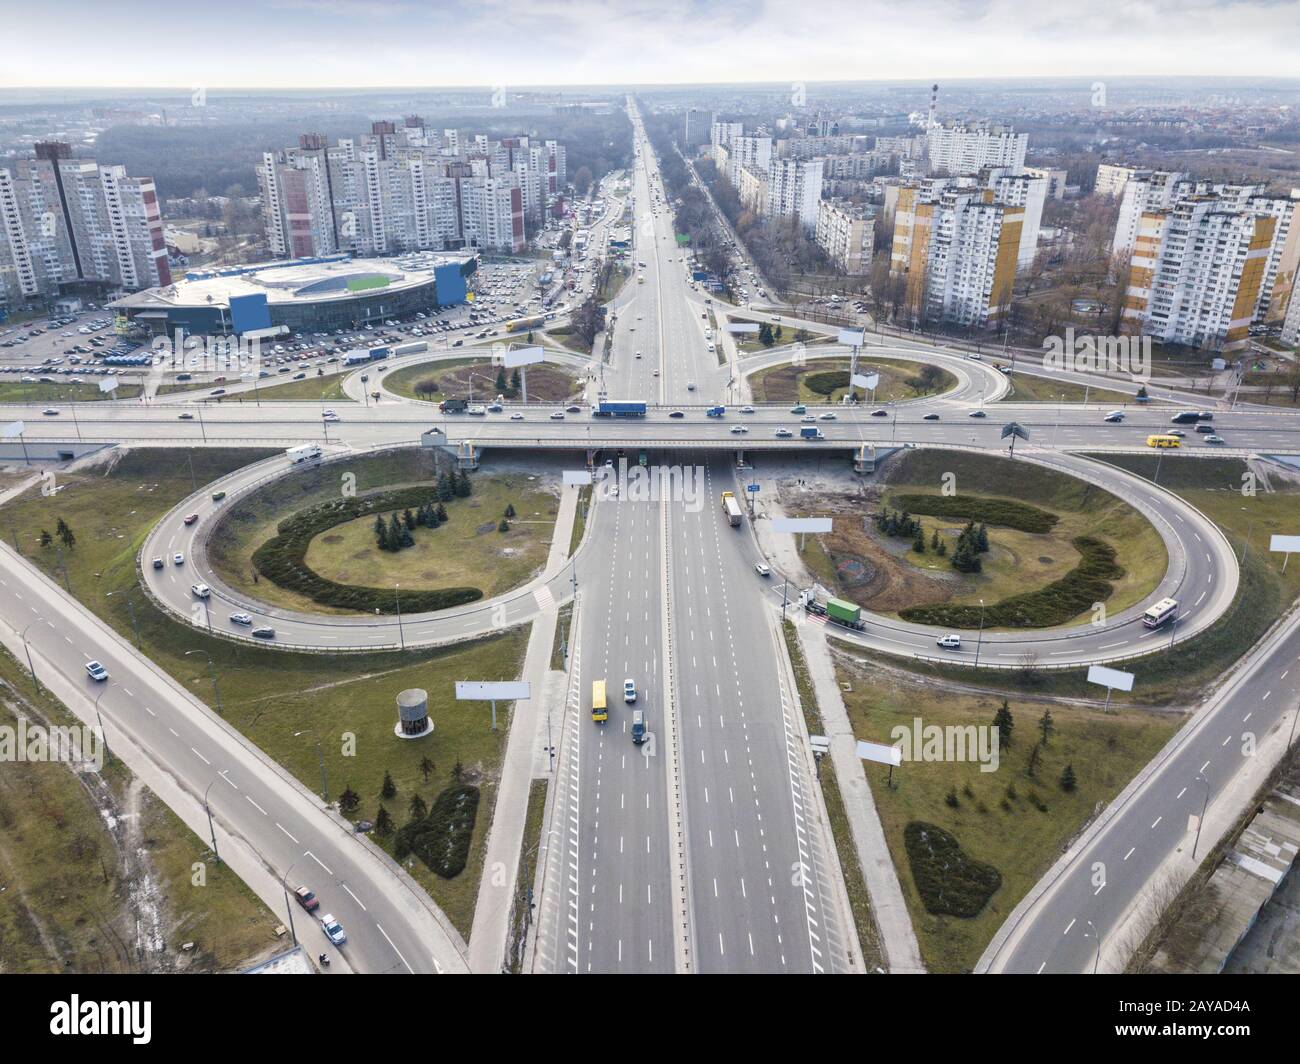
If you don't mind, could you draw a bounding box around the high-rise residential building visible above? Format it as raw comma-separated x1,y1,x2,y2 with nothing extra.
1120,194,1275,353
684,109,714,148
814,198,875,275
1112,171,1186,259
710,121,744,154
1282,277,1300,346
1094,163,1139,199
985,168,1048,269
1024,166,1068,200
926,123,1027,175
258,125,565,258
766,158,824,231
890,179,1022,327
1247,190,1300,323
736,166,768,215
0,141,169,313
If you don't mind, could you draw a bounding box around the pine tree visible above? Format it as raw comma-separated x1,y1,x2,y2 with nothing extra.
408,793,428,820
381,770,397,800
375,804,394,838
437,472,454,502
499,518,510,533
389,513,404,550
931,529,940,551
495,366,507,392
511,368,521,395
912,530,925,553
418,755,435,784
403,508,417,532
1060,763,1077,793
1038,708,1054,746
976,523,989,553
505,503,516,518
1026,741,1042,780
452,758,464,782
435,502,448,523
39,529,52,548
993,699,1014,749
338,785,360,815
455,470,472,497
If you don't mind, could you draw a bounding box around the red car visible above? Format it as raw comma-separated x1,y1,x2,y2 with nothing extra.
294,886,319,912
183,514,199,525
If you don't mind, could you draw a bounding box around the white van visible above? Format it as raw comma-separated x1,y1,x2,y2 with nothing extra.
936,634,962,649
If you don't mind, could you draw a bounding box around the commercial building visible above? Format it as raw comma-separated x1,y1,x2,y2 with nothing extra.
0,141,169,315
814,198,875,275
110,252,477,337
926,122,1027,175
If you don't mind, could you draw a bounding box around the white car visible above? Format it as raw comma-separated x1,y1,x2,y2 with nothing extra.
819,412,837,421
172,552,185,565
229,612,253,626
936,634,962,650
322,409,340,421
729,424,748,434
190,583,211,599
623,679,637,703
549,411,565,420
774,428,793,438
510,412,525,421
754,562,771,577
85,660,109,681
320,913,347,946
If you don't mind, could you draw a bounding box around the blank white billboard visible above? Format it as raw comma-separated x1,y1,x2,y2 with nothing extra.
1087,665,1135,692
727,323,759,334
838,329,865,347
2,420,25,439
563,470,593,486
772,517,833,534
504,346,544,368
851,373,879,391
99,375,120,393
856,739,903,767
1269,535,1300,553
456,681,531,701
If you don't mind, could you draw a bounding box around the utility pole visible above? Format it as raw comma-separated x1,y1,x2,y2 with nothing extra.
204,780,221,864
185,649,223,715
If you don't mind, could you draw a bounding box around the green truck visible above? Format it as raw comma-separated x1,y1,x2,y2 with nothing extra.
800,589,865,631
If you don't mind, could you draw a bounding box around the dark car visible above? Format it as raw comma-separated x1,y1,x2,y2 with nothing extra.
923,413,940,421
870,409,888,417
1195,423,1215,433
251,626,276,639
669,410,685,418
183,513,199,525
968,410,987,418
294,886,320,912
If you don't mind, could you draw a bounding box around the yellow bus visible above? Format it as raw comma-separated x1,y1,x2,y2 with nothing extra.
591,680,608,723
1146,434,1181,449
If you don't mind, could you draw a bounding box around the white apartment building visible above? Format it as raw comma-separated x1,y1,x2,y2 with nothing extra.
1121,195,1275,353
1112,170,1186,258
1282,278,1300,345
766,158,824,231
1024,166,1068,200
926,123,1027,175
1094,163,1138,199
814,198,875,275
736,166,769,215
986,169,1048,269
0,142,169,312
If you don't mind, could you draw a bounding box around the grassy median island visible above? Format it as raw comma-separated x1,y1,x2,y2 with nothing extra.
217,373,351,403
0,380,142,403
0,446,532,937
802,449,1166,629
1000,372,1133,405
748,357,955,405
829,647,1178,972
209,448,559,615
382,357,581,403
0,646,278,972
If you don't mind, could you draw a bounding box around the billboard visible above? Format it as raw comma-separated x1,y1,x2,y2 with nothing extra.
229,293,271,334
455,681,531,701
851,373,879,390
856,740,903,767
772,517,833,534
727,323,759,334
504,346,544,368
838,329,865,347
1087,665,1135,692
563,470,593,486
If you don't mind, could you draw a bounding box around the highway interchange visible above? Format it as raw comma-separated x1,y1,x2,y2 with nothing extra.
0,98,1297,976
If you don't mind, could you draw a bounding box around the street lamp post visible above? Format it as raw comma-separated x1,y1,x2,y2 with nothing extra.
1085,918,1101,975
185,649,224,715
106,590,141,648
394,584,405,650
281,863,298,947
974,599,986,667
1192,772,1211,860
20,623,40,695
204,780,221,863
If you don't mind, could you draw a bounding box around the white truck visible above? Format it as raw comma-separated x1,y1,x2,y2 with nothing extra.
287,443,322,464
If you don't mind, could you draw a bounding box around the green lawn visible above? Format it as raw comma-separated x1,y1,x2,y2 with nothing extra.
1,447,530,937
831,649,1178,972
1002,373,1136,405
219,374,350,403
0,644,276,973
0,380,142,403
749,357,955,405
382,358,581,404
302,474,559,598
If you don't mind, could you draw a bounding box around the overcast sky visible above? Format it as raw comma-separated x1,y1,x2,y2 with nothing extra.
2,0,1298,89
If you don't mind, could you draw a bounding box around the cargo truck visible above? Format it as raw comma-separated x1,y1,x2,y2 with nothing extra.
721,491,743,526
706,405,726,418
800,426,825,440
799,589,865,630
286,443,322,464
439,398,469,413
592,400,647,417
392,340,427,356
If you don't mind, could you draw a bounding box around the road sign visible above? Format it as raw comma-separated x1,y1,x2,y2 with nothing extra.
772,517,832,534
851,373,879,391
564,470,593,486
838,329,865,347
746,483,760,493
856,739,902,767
1087,665,1134,692
98,375,119,393
2,420,24,438
504,346,544,368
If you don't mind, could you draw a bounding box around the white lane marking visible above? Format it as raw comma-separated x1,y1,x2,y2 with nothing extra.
306,851,333,875
276,823,300,844
246,795,268,815
376,924,415,974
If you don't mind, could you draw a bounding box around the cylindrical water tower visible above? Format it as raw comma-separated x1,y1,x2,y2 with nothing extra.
395,688,434,739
